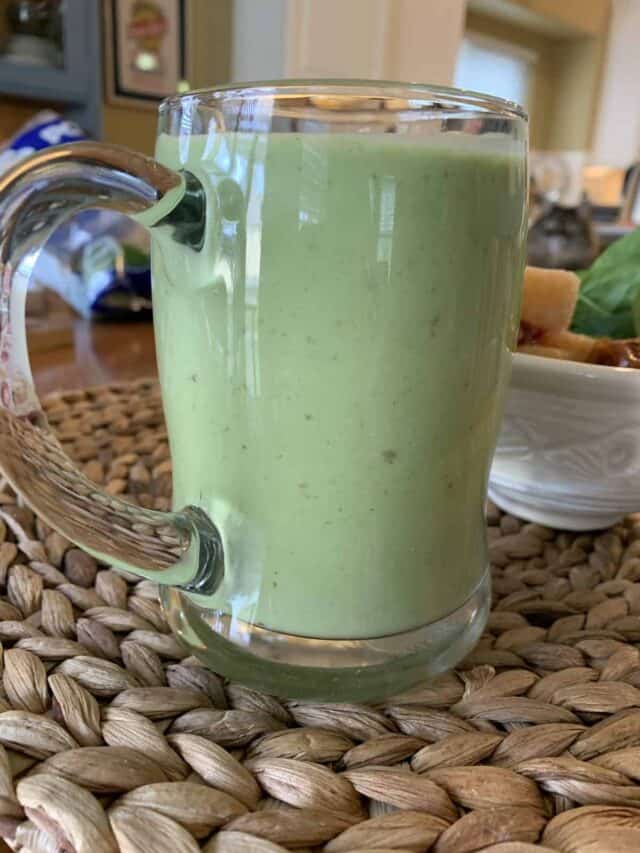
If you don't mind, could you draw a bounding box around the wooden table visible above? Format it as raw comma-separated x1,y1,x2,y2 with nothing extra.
33,321,157,396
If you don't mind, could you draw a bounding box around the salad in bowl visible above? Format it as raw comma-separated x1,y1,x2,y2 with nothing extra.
491,230,640,531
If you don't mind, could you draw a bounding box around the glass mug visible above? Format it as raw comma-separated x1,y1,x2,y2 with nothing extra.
0,81,527,700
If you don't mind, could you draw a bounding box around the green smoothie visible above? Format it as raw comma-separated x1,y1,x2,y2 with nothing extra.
152,130,526,639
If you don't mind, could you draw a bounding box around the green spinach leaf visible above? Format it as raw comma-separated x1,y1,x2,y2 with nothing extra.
571,227,640,338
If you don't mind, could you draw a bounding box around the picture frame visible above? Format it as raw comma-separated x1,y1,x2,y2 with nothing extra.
104,0,187,108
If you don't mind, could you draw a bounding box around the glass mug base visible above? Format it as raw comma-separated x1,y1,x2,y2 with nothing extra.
161,568,490,701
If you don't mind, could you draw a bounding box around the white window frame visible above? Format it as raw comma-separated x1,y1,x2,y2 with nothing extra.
456,30,538,109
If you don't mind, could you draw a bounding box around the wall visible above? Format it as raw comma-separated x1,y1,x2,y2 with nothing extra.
464,10,554,149
231,0,287,81
102,105,157,155
371,0,467,85
471,0,609,36
284,0,391,78
591,0,640,167
546,34,607,151
232,0,466,86
465,7,609,152
510,0,609,35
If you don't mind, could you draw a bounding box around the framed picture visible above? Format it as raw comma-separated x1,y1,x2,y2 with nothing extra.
104,0,187,108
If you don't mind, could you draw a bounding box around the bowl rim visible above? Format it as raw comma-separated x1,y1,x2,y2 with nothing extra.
511,351,640,400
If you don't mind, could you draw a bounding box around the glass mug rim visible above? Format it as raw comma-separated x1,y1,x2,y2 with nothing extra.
159,77,528,122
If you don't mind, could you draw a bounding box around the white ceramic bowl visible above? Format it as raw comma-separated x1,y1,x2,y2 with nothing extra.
489,352,640,531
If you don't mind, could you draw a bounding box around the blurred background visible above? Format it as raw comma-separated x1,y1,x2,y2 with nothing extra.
1,1,634,204
1,0,637,385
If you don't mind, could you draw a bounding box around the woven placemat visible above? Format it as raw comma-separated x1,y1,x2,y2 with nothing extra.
0,379,638,852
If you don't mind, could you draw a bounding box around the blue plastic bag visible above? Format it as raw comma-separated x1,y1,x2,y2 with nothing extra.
1,111,152,320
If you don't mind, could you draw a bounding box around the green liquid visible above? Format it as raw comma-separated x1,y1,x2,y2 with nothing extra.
153,130,526,639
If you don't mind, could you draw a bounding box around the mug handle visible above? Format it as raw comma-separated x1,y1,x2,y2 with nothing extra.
0,141,223,594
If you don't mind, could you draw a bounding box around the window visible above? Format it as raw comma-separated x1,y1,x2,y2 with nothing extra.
454,32,536,110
